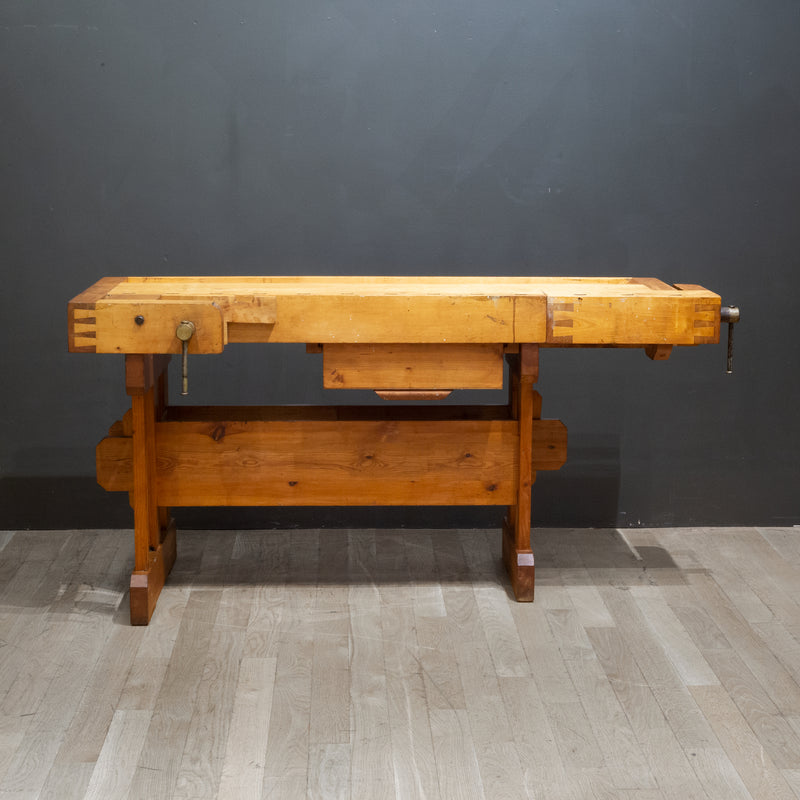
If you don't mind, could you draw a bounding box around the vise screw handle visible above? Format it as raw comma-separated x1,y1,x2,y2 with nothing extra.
720,306,740,374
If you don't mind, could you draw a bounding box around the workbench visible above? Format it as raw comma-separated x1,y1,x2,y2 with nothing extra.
68,276,722,624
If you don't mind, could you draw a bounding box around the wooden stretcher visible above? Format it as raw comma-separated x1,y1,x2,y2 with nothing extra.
68,276,721,624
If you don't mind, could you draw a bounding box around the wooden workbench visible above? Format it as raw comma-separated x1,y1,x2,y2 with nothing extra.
68,276,721,624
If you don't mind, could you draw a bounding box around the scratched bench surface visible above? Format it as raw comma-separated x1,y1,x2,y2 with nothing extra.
69,276,721,352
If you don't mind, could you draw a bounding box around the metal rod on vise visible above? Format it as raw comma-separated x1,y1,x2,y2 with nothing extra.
720,306,740,374
175,320,196,395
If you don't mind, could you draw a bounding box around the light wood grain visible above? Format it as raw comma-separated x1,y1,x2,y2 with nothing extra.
0,715,31,786
701,648,800,769
565,582,616,628
97,418,521,506
563,651,656,791
753,620,800,690
413,613,467,712
686,571,800,715
116,586,191,710
404,530,446,618
758,526,800,564
474,586,530,678
599,587,719,750
498,676,575,799
382,596,440,799
0,731,63,797
547,294,719,345
126,588,222,798
348,532,396,800
685,747,752,800
630,587,719,686
429,708,486,800
54,623,143,765
323,343,504,389
92,299,225,354
691,685,797,799
586,623,710,798
719,529,800,625
441,581,530,799
69,275,720,349
307,744,351,799
37,763,94,800
82,711,150,800
2,525,800,799
262,534,315,790
216,657,277,800
309,533,352,747
1,575,110,796
172,617,245,800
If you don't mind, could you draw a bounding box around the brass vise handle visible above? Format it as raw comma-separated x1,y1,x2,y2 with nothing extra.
175,320,196,395
720,306,740,374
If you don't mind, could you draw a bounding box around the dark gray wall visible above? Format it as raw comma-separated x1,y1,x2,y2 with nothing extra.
2,0,799,529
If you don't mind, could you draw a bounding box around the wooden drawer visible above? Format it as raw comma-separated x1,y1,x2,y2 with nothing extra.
322,343,504,390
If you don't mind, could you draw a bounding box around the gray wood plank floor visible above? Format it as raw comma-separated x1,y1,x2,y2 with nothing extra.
1,525,799,799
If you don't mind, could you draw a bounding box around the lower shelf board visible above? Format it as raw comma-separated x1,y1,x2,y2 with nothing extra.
97,416,566,507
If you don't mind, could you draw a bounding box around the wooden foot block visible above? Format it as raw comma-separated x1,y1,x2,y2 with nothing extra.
502,517,535,602
129,519,177,625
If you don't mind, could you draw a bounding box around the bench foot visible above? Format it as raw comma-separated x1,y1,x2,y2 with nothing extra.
502,516,535,601
130,518,177,625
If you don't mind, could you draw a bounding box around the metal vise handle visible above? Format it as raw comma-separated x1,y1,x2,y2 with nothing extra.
720,306,740,374
176,320,196,395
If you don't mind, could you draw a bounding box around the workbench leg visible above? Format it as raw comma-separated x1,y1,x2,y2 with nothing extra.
127,355,176,625
503,345,539,601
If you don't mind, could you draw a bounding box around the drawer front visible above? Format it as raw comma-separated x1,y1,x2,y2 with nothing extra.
322,343,504,390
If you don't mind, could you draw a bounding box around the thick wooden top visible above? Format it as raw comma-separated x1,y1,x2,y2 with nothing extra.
68,276,720,353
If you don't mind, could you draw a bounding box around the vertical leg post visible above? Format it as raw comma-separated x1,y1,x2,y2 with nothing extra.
503,344,539,601
131,386,159,569
127,354,176,625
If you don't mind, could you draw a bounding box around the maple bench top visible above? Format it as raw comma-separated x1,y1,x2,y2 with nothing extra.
69,276,721,352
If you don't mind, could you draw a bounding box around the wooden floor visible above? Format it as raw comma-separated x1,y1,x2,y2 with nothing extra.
1,526,800,799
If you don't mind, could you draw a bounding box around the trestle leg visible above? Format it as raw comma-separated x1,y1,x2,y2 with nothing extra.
503,344,539,601
127,355,176,624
